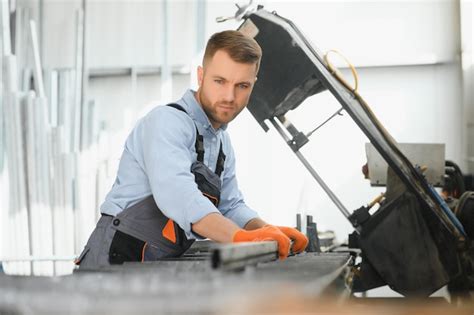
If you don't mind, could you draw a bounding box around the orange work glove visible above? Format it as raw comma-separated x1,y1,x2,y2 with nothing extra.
274,226,309,254
232,225,291,260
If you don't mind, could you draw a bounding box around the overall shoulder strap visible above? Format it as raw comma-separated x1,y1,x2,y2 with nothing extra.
166,103,204,162
215,141,226,177
166,103,186,113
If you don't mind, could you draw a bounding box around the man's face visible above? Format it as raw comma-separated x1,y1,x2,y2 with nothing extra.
196,50,257,129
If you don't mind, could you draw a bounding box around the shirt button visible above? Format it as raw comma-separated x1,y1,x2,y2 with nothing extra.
113,219,120,226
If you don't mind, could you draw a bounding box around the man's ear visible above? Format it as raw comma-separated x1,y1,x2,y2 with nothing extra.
197,66,203,87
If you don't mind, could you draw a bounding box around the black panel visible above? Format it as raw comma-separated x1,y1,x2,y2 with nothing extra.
239,14,326,130
359,192,450,296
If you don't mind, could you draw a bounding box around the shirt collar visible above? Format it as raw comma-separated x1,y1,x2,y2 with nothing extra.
180,89,228,132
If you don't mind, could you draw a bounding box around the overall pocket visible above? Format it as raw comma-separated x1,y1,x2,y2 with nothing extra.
109,230,146,264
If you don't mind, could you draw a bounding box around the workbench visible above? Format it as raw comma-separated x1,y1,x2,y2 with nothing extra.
0,251,352,314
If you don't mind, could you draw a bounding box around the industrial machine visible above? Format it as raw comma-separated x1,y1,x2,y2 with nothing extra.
231,1,474,297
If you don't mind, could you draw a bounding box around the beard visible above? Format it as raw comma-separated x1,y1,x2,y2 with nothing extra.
197,87,243,128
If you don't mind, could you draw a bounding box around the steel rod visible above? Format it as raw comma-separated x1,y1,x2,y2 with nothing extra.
88,65,190,78
1,0,12,55
306,107,344,138
269,117,353,223
29,20,45,97
211,241,278,270
160,0,172,101
80,0,88,150
73,9,83,153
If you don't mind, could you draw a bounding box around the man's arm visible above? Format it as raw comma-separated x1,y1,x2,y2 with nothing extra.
192,213,240,242
141,107,220,239
191,214,269,241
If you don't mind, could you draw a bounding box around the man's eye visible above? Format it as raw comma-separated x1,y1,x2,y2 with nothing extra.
239,84,249,89
214,79,224,84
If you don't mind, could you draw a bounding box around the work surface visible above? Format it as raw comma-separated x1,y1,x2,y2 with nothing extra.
0,252,352,314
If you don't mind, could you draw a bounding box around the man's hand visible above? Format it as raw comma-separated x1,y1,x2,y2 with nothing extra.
243,218,309,254
274,226,308,253
233,226,291,260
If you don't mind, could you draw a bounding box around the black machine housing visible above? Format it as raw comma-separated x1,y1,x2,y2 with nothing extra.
238,8,474,296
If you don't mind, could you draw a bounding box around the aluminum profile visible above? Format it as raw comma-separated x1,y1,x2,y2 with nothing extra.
211,241,278,270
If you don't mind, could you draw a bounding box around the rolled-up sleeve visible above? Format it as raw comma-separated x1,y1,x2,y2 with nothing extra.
140,107,219,239
218,136,259,228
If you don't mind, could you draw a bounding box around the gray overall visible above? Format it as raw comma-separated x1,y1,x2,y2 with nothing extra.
76,104,225,269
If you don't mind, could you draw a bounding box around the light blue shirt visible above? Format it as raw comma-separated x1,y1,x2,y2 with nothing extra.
100,89,259,239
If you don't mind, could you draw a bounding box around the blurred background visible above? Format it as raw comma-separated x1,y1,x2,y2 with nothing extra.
0,0,473,279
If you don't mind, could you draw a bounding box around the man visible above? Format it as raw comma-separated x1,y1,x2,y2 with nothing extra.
76,30,308,269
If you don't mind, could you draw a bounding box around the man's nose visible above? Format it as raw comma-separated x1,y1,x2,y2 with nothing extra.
222,85,235,103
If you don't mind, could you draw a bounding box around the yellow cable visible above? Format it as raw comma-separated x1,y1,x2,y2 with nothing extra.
323,49,359,92
368,193,385,209
323,49,399,146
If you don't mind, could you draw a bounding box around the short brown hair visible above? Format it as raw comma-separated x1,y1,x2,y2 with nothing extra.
203,30,262,74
